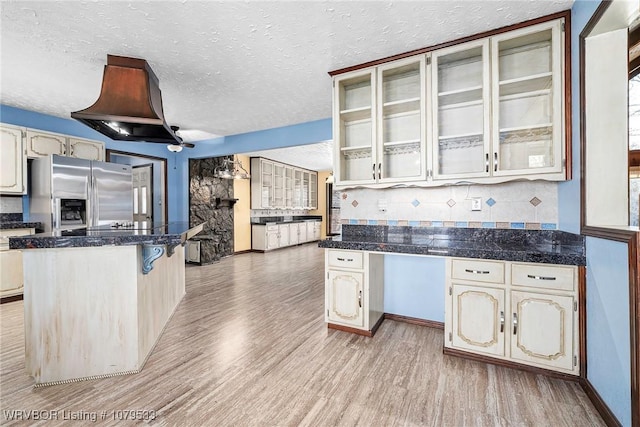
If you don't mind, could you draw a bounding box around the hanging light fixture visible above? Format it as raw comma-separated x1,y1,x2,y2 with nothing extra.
214,156,250,180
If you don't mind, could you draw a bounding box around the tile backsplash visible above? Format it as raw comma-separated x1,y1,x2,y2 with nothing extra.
251,209,311,218
339,181,558,230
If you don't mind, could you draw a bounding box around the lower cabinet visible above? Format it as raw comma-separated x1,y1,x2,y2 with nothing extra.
252,220,322,251
185,240,201,263
0,228,35,298
445,258,579,375
324,249,384,336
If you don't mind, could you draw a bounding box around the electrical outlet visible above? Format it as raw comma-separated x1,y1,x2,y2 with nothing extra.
471,197,482,211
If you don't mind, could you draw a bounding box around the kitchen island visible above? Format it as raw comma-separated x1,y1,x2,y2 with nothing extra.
9,222,203,386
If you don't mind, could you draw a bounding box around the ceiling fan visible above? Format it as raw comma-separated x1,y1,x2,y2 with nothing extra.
167,126,195,152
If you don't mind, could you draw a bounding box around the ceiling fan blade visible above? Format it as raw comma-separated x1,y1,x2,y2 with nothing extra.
181,142,195,148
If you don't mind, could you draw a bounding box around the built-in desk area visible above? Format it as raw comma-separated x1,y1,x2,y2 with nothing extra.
9,222,203,386
319,225,586,377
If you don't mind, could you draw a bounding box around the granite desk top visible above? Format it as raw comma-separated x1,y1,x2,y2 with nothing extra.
318,225,586,266
9,222,203,250
251,215,323,225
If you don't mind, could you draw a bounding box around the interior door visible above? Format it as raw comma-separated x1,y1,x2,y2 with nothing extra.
132,165,153,227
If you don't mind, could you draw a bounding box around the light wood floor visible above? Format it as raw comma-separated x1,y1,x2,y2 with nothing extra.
1,244,605,426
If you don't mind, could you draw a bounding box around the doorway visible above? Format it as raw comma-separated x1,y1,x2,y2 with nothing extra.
133,164,153,226
106,150,167,224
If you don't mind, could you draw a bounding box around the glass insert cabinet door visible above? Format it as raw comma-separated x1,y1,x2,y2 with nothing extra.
334,69,376,184
377,57,427,182
261,160,273,208
432,39,491,179
491,20,563,176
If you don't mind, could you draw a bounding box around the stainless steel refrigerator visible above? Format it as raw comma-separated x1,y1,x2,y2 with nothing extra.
30,155,133,232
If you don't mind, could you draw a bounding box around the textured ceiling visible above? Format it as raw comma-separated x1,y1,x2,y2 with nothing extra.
1,0,573,170
244,139,333,171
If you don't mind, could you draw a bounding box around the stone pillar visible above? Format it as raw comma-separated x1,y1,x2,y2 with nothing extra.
188,157,235,263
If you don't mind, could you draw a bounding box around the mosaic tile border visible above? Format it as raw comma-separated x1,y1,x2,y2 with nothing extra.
343,219,557,230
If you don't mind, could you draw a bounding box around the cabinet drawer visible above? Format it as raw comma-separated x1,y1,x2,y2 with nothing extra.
327,250,363,269
265,224,278,232
451,259,505,284
512,263,575,291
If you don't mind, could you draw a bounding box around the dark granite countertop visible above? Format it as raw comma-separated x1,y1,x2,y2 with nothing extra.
318,225,586,266
251,215,322,225
9,222,202,250
0,221,44,232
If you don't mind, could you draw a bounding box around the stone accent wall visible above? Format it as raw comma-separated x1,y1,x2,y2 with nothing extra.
189,157,234,263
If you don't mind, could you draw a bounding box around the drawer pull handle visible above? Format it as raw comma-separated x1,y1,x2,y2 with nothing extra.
358,290,362,308
500,311,504,333
527,274,556,281
465,269,490,275
336,257,354,262
513,313,518,335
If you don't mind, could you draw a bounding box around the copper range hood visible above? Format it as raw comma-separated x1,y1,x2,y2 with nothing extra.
71,54,182,145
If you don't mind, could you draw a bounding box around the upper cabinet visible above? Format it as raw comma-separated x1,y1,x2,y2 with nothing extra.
491,20,563,177
67,138,105,161
332,15,568,188
334,57,428,186
334,69,376,185
251,157,317,210
378,57,428,183
432,40,490,180
26,129,105,161
0,125,27,195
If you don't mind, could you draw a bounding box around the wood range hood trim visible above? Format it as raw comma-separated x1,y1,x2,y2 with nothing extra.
71,54,181,144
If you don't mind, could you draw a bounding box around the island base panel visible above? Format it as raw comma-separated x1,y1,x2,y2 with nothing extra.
23,245,185,385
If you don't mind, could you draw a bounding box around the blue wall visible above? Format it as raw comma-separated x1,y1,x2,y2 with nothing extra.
558,0,600,234
384,255,446,321
586,237,631,427
564,1,633,425
0,104,331,222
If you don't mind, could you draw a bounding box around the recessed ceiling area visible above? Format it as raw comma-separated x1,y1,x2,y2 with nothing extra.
1,1,573,145
243,140,333,172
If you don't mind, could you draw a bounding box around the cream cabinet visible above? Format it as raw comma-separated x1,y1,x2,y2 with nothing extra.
26,130,105,161
252,224,280,251
185,240,201,263
0,227,35,298
0,125,27,195
432,39,490,180
332,16,567,188
333,69,376,185
68,138,105,161
278,222,290,247
252,221,321,251
26,129,67,157
325,249,384,335
251,158,317,210
334,57,428,187
289,223,300,245
491,20,564,177
445,258,579,375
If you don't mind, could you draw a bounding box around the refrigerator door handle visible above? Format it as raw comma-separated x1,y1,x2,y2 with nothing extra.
92,175,98,227
53,197,61,230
